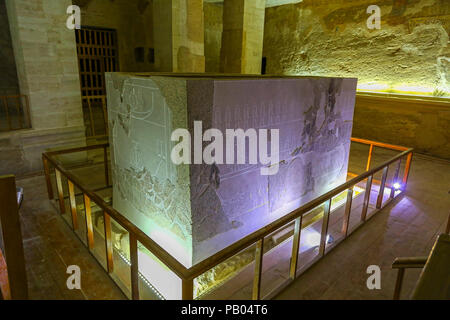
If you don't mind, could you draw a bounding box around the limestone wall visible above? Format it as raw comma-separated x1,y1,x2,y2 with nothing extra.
263,0,449,96
204,0,450,91
204,3,223,72
74,0,155,72
6,0,84,130
354,93,450,159
0,0,19,96
220,0,266,74
153,0,205,72
2,0,85,176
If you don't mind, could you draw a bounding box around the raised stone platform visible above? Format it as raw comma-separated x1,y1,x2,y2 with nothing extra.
106,73,357,267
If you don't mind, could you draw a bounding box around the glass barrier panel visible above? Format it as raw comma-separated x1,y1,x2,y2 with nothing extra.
260,224,294,299
72,185,87,246
69,162,108,191
108,216,131,299
372,148,399,168
47,161,57,200
389,159,403,198
325,193,347,251
54,151,88,170
295,203,324,274
195,243,257,300
348,142,373,174
378,167,391,208
364,171,382,220
53,149,108,191
86,199,107,270
137,241,177,300
346,182,368,234
96,187,113,207
59,174,72,226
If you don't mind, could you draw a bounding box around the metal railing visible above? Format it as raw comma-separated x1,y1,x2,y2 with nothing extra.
392,256,427,300
0,95,31,132
392,222,450,300
42,138,414,300
446,211,450,235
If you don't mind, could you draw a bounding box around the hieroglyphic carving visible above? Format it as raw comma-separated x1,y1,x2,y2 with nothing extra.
106,73,193,266
106,74,357,266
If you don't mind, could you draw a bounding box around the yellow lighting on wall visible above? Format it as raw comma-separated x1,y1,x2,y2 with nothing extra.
391,85,435,95
357,83,390,92
357,82,449,98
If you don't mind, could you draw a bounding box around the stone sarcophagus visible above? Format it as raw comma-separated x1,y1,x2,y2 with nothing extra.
106,73,357,267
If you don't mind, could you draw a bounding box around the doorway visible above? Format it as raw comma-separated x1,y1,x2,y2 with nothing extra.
75,27,119,137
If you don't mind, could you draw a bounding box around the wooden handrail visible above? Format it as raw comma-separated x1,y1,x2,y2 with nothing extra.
42,137,414,300
350,137,410,152
0,175,28,300
45,143,109,156
412,234,450,300
392,257,428,269
392,235,450,300
392,256,427,300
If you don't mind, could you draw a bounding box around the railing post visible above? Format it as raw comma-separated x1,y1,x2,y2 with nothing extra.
376,166,389,209
342,188,353,237
289,216,302,279
2,97,12,130
390,159,401,199
446,211,450,235
104,146,109,186
55,169,66,214
361,175,373,222
83,194,94,250
402,153,413,190
68,180,79,230
182,279,194,300
15,98,23,129
252,239,264,300
129,233,139,300
87,97,96,137
24,95,31,129
101,96,108,134
366,144,374,171
319,199,331,256
0,175,28,299
103,212,114,273
393,268,405,300
42,155,54,200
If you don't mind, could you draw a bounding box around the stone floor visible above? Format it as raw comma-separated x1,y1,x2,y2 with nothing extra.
276,152,450,300
17,174,125,300
12,144,450,300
